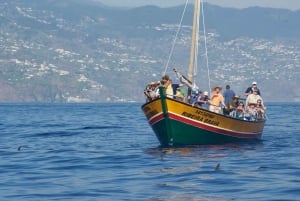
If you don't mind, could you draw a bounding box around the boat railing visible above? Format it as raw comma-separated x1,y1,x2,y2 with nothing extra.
144,83,266,122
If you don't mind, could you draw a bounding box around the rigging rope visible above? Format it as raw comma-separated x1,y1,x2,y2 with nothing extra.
163,0,190,76
163,0,211,94
193,0,201,88
201,1,212,92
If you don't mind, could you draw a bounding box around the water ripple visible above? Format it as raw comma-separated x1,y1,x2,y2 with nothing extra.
0,103,299,200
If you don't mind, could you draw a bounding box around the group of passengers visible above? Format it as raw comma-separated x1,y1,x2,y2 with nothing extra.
144,76,169,101
216,82,266,120
144,76,266,120
144,75,184,101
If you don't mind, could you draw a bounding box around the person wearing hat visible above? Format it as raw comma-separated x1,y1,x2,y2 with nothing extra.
189,89,199,105
245,102,258,121
245,89,264,109
144,81,159,101
209,86,227,114
232,101,246,119
244,81,261,96
174,87,185,101
227,95,240,115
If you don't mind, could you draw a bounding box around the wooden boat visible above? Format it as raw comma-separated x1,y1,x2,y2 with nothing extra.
141,0,266,146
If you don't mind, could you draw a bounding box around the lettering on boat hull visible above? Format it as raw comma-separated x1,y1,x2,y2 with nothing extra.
143,106,159,119
182,110,220,126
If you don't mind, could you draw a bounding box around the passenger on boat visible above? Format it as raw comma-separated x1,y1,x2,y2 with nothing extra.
144,85,151,102
150,82,159,99
226,95,240,115
223,85,235,108
152,81,161,98
161,75,174,98
144,83,153,102
196,91,209,109
144,82,160,102
161,75,170,82
245,90,264,108
175,87,185,101
231,101,246,119
244,81,261,96
171,83,180,96
189,89,199,106
165,79,174,98
245,103,258,121
209,86,227,114
256,99,266,119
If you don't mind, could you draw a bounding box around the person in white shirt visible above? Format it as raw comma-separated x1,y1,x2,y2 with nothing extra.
245,90,264,108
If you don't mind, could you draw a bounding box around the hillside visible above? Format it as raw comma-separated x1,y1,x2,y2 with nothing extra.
0,0,300,102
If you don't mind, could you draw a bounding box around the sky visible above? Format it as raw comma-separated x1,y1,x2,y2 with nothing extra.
98,0,300,11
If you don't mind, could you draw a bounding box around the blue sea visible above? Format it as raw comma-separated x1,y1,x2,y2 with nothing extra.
0,103,299,201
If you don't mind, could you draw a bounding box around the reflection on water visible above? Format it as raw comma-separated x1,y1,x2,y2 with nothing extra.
145,142,264,158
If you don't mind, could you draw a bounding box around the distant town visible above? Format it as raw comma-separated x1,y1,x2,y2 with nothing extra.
0,1,299,102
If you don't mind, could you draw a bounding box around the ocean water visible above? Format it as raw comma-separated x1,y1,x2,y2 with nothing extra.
0,103,299,201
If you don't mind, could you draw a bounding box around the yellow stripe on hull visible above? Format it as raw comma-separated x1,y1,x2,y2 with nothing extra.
165,99,265,133
142,98,265,136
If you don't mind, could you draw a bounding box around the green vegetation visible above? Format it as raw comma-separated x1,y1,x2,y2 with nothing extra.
0,0,299,102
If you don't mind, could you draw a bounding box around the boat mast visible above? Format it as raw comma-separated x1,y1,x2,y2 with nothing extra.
187,0,200,84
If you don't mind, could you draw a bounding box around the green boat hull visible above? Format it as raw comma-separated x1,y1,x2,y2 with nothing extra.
152,117,257,146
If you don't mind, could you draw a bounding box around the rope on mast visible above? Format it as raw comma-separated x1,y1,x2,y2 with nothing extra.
201,1,212,92
193,0,201,88
163,0,190,76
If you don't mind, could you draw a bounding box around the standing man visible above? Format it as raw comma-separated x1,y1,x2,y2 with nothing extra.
223,85,235,107
165,79,174,98
209,86,227,114
245,81,261,96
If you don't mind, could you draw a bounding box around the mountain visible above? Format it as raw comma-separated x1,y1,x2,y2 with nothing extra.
0,0,300,102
